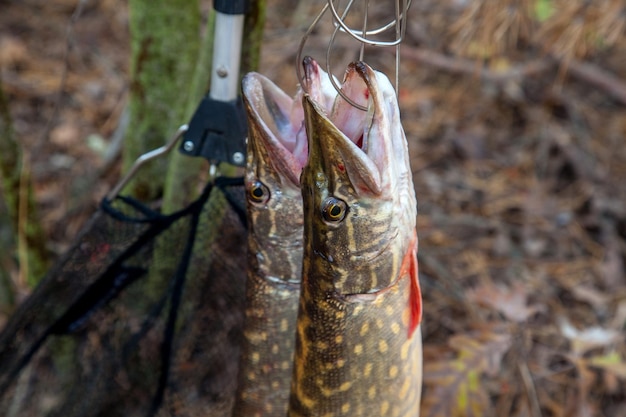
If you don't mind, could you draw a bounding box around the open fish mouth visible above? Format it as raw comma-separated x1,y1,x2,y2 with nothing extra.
242,72,307,185
300,60,418,297
242,58,337,185
302,60,406,197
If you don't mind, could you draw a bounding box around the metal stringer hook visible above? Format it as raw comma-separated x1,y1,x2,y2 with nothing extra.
296,0,413,111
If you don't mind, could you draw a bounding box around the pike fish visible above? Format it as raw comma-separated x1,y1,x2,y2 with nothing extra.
288,61,423,417
232,58,336,417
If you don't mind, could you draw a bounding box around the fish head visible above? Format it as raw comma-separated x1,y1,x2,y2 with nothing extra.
242,62,335,281
301,61,417,295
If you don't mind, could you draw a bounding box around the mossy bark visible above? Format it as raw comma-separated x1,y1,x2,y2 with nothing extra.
153,1,267,300
0,75,48,290
241,0,267,76
0,198,15,311
161,11,216,214
123,0,202,201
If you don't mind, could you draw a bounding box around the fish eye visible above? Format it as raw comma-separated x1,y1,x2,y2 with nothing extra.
248,181,270,204
321,197,347,223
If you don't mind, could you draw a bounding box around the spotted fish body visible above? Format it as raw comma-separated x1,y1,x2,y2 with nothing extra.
288,62,423,417
232,61,336,417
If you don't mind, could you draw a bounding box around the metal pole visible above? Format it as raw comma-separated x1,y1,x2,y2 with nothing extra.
210,12,245,101
178,0,250,164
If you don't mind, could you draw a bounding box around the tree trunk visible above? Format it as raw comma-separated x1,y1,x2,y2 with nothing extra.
0,74,48,290
154,0,267,300
0,2,267,416
241,0,267,77
123,0,202,201
161,11,215,214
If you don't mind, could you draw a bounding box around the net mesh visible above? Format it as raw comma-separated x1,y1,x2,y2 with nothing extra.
0,177,247,417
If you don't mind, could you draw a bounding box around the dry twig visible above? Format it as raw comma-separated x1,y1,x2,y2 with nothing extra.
400,47,626,105
400,47,552,83
567,60,626,105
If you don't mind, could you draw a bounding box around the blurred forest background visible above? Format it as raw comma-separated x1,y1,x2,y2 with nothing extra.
1,0,625,416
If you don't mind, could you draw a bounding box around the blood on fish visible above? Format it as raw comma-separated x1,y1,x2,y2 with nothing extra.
364,89,369,100
399,232,422,338
408,248,422,338
356,135,364,148
337,163,345,172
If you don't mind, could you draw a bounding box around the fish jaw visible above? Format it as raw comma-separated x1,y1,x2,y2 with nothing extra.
242,61,339,265
242,72,306,186
299,55,339,115
301,62,418,295
242,59,338,187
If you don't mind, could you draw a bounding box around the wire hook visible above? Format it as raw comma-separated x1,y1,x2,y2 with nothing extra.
297,0,412,111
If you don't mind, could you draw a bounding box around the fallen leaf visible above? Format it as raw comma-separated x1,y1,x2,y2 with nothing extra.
0,36,29,67
587,351,626,379
559,318,621,355
422,331,512,417
567,357,600,417
422,357,490,417
467,282,544,322
449,332,513,377
601,241,626,289
570,285,611,313
610,301,626,330
50,123,81,147
534,0,554,22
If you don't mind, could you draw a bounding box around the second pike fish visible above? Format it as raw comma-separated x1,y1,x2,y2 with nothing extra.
288,61,423,417
232,58,336,416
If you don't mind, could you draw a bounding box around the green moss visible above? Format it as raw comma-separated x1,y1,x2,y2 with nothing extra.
0,77,48,287
124,0,202,201
534,0,554,22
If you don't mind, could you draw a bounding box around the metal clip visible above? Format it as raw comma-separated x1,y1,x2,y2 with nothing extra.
105,125,188,202
178,96,248,166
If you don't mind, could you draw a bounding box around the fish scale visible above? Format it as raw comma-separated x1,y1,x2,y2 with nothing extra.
288,61,422,417
232,72,305,417
232,61,337,417
290,270,422,417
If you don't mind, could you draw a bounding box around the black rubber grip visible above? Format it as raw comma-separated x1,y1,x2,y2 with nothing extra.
214,0,248,14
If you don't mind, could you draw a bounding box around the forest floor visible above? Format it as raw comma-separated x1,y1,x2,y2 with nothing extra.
1,0,626,416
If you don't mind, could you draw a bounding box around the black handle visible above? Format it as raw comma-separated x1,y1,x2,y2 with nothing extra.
214,0,248,14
